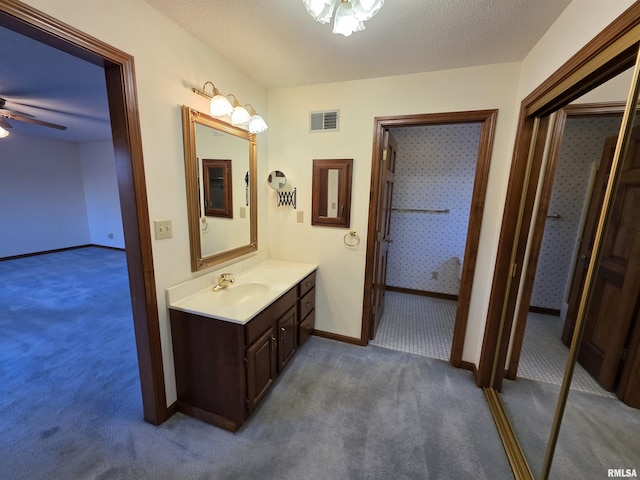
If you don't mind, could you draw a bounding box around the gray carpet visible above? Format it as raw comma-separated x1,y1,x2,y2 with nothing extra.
0,247,513,480
501,377,640,479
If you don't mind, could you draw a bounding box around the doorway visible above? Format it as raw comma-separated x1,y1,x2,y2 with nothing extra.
507,104,626,395
362,110,498,370
503,100,640,407
0,1,166,424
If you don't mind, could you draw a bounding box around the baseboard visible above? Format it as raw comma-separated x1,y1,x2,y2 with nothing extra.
90,244,126,252
1,244,125,261
312,329,365,346
386,286,459,302
528,305,561,316
458,360,479,382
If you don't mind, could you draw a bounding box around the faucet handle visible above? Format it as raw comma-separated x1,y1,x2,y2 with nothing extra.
219,273,234,282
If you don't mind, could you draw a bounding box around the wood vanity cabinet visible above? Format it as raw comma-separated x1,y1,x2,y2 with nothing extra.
298,271,316,347
170,272,316,432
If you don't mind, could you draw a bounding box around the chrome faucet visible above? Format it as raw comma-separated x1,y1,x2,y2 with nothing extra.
212,273,235,291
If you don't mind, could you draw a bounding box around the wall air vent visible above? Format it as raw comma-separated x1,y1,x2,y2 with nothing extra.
310,110,340,132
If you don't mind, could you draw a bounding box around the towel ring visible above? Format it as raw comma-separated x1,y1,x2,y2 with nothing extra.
343,230,360,247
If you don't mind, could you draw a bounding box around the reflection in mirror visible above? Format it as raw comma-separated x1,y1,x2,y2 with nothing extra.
182,106,257,271
267,170,287,189
202,159,232,218
312,159,353,227
484,27,640,480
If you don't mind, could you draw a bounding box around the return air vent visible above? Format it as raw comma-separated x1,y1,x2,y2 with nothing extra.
310,110,339,132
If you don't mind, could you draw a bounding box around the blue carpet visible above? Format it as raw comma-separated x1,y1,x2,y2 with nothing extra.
0,247,513,479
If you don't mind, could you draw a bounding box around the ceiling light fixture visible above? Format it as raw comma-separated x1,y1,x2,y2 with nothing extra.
304,0,383,36
192,83,268,134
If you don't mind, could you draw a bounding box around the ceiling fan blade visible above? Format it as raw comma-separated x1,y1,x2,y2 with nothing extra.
0,117,12,129
0,108,35,118
1,114,67,130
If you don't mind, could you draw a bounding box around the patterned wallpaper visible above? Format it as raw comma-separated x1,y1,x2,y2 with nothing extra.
386,123,481,295
531,116,622,310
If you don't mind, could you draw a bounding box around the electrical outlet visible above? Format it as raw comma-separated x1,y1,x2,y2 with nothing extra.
154,220,173,240
297,211,304,223
432,271,438,280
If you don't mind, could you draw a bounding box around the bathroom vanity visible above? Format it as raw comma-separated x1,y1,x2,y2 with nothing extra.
168,259,317,432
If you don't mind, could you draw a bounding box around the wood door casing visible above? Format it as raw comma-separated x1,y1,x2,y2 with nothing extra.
370,129,397,340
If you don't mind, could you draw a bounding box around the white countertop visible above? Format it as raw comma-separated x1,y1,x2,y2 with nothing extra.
167,259,317,324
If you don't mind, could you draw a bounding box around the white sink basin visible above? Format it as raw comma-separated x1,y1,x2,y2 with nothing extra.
217,282,270,306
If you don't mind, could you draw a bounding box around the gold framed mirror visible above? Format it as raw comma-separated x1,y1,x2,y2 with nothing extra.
181,105,257,272
483,6,640,479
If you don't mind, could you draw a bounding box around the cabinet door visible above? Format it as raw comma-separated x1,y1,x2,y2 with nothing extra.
246,327,277,412
278,306,298,371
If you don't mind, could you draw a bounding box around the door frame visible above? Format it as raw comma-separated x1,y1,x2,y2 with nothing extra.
507,102,627,379
479,2,640,391
0,1,168,424
361,110,499,372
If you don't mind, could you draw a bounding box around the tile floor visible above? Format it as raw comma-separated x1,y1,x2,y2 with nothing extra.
371,291,612,397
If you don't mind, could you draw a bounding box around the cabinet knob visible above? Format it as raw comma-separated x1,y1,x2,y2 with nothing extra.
306,281,313,287
271,335,277,351
305,301,313,308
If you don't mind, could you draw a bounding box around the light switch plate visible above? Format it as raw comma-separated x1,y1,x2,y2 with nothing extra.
297,211,304,223
154,220,173,240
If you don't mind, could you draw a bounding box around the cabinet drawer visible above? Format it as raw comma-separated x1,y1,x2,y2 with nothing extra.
299,288,315,321
299,310,315,347
298,271,316,297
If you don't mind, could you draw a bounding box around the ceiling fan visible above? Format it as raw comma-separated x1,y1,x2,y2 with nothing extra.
0,97,67,132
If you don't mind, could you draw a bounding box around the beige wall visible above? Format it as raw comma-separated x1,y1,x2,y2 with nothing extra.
267,63,522,363
21,0,269,405
518,0,636,100
17,0,639,403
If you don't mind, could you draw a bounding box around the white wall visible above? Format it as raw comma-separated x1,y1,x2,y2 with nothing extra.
267,63,522,362
78,141,125,249
21,0,269,405
518,0,637,100
0,133,90,257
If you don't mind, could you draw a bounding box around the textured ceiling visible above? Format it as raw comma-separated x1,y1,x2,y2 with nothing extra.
145,0,572,89
0,0,572,142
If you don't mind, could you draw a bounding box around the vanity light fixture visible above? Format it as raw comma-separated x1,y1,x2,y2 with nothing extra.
192,81,233,117
303,0,384,36
228,94,251,126
192,82,268,134
246,105,268,134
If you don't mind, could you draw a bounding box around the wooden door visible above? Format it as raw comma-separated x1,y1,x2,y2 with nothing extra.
277,306,297,371
562,135,617,344
565,128,640,391
370,129,397,340
246,327,277,412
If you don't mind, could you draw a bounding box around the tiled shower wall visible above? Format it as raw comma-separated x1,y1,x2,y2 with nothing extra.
386,123,481,296
531,116,622,310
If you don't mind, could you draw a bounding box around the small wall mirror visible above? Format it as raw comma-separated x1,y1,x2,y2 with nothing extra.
182,105,257,271
267,170,287,189
312,158,353,228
